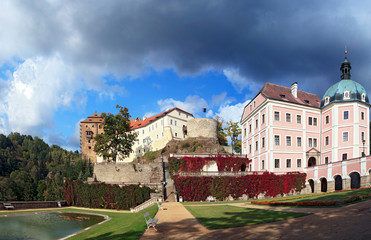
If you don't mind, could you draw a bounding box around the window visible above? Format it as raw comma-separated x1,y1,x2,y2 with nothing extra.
170,119,173,125
313,138,317,147
308,138,313,147
342,153,347,160
343,132,349,142
344,111,349,120
142,130,144,134
286,159,291,168
138,149,141,153
361,112,365,120
297,137,302,147
274,135,280,146
274,111,280,121
361,93,366,102
325,96,330,105
297,159,302,168
249,124,252,133
286,113,291,122
261,160,265,170
262,137,265,148
249,144,252,154
254,101,256,107
92,125,94,128
297,115,301,124
343,91,350,100
86,131,93,136
255,141,258,151
308,117,317,126
262,114,265,124
325,115,329,124
179,112,181,116
88,140,91,143
325,136,329,146
286,136,291,146
325,157,329,164
244,128,246,137
250,105,252,111
275,159,280,168
255,119,258,129
362,132,365,141
175,121,177,126
88,146,91,149
99,125,101,129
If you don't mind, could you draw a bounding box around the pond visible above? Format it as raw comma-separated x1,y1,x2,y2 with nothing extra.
0,212,108,240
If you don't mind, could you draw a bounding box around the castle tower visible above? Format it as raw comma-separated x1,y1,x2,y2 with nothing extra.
80,113,104,163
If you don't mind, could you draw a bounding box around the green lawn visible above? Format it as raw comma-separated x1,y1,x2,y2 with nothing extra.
182,200,250,205
185,205,308,229
0,206,158,240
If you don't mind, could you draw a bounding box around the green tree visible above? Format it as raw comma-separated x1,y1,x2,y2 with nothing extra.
225,121,242,154
94,105,137,162
214,115,228,146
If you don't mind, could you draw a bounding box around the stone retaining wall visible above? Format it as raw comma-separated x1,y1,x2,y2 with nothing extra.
0,201,67,210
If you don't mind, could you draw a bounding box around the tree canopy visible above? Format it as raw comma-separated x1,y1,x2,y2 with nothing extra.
214,115,228,146
94,105,137,162
0,133,92,201
225,121,242,154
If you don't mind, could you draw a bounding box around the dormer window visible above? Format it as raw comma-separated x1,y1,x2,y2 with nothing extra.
344,91,350,100
280,94,286,98
325,96,330,105
304,100,309,104
361,93,366,102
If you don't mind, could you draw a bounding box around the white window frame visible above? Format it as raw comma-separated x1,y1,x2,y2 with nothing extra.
286,136,292,146
297,137,302,147
286,113,291,123
274,135,280,146
274,111,280,121
344,111,349,120
286,159,291,168
297,159,302,168
343,132,349,142
274,159,280,169
297,115,301,124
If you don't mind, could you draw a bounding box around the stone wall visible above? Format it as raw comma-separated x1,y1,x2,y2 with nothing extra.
0,201,67,210
93,162,164,188
187,118,217,140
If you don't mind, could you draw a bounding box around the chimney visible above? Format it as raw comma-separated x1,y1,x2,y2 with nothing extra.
291,82,298,98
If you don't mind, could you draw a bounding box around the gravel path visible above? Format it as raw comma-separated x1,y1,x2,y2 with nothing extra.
140,199,371,240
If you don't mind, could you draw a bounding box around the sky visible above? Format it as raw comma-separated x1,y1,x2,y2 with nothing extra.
1,0,371,151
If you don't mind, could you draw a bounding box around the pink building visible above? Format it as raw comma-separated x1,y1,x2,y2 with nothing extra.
240,54,371,193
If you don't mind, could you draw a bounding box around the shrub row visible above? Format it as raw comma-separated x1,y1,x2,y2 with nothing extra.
63,180,151,210
173,172,306,201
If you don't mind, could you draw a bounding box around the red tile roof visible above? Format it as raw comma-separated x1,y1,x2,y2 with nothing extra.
260,83,321,108
130,107,194,130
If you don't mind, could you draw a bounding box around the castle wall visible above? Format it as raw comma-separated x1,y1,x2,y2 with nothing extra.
187,118,217,140
93,162,163,187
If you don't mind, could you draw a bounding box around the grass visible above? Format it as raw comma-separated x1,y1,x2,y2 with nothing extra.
182,200,250,205
185,205,308,229
0,205,158,240
278,188,371,203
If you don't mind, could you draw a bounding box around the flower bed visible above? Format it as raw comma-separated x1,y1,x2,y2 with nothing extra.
173,172,306,201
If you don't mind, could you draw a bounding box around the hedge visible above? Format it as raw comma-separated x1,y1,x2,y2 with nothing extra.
173,172,306,201
63,180,151,210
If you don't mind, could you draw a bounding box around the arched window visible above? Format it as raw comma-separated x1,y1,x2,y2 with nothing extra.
361,93,366,102
325,96,330,105
343,91,350,100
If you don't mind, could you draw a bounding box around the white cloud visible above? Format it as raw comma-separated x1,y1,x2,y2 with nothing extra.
157,95,208,115
223,68,260,94
0,54,82,138
214,100,250,125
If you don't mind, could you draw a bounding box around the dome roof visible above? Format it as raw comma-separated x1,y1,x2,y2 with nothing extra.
320,79,369,108
320,54,369,108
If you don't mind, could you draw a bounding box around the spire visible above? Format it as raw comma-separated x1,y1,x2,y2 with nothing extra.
340,49,351,80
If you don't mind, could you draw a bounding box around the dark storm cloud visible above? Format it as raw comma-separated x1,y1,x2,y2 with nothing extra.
2,0,371,97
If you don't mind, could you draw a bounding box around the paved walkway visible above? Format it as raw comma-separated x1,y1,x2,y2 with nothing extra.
141,200,371,240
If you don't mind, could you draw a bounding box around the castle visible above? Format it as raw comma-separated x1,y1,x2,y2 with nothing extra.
240,53,371,193
80,107,195,163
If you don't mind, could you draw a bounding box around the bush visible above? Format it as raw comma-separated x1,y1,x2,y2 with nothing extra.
181,142,190,148
174,172,306,201
63,180,151,210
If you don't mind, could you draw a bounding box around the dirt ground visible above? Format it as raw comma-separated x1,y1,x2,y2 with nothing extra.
140,199,371,240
